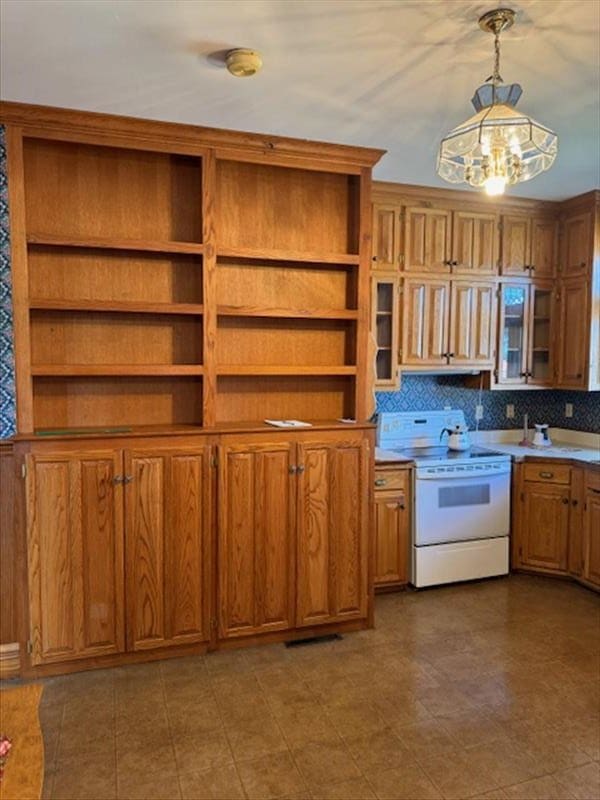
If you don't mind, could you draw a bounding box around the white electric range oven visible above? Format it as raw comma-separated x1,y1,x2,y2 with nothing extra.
377,410,511,588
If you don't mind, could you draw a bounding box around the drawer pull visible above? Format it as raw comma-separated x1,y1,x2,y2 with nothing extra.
539,471,554,479
375,478,387,487
590,487,600,494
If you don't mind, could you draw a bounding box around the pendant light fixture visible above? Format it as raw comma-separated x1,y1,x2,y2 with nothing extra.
437,7,558,196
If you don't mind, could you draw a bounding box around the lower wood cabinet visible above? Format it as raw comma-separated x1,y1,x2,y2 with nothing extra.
21,427,373,672
513,462,599,590
26,449,125,666
519,482,570,572
373,465,410,588
583,473,600,588
296,437,370,626
217,439,295,638
125,446,212,651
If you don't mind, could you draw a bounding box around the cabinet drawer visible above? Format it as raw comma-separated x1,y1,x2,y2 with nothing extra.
523,464,570,485
586,469,600,492
374,468,409,492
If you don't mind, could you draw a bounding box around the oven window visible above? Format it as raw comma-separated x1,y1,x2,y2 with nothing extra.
438,484,490,508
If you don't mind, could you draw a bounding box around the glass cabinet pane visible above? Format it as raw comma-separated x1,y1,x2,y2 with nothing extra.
372,279,398,387
499,285,528,382
530,287,553,382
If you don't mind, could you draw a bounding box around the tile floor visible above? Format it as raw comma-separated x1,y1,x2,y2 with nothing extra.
36,575,599,800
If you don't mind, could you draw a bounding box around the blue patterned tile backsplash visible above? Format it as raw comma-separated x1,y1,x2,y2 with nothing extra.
0,125,16,439
0,121,598,438
376,376,600,433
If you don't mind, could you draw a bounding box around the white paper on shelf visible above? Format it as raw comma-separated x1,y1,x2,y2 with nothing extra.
264,419,313,428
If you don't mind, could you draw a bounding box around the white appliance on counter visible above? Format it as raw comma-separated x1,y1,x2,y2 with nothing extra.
377,410,511,588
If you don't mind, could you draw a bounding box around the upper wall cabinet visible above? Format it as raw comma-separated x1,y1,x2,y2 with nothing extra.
372,204,401,271
560,211,593,277
403,207,451,273
403,207,498,275
500,214,558,278
451,211,498,276
373,202,498,276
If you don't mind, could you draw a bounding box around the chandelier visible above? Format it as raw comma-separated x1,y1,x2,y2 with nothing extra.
436,8,558,196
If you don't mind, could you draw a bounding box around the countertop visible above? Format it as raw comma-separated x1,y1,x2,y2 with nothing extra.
376,428,600,467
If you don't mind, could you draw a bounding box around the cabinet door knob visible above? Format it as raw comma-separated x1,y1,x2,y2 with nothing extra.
451,260,459,266
562,497,569,505
443,260,452,267
123,475,134,484
398,502,405,510
572,499,579,507
288,465,297,474
580,261,586,268
112,475,124,485
296,465,305,474
372,256,378,262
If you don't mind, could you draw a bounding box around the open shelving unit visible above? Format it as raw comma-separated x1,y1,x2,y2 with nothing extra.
5,116,381,433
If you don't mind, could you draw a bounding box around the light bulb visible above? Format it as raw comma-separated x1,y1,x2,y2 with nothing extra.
484,175,507,196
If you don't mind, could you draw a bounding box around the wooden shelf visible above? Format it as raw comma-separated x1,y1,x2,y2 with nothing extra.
216,305,358,320
29,299,205,316
218,246,359,265
27,234,204,256
31,365,204,377
217,366,356,376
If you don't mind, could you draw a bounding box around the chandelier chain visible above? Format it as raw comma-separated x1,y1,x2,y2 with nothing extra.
493,30,502,85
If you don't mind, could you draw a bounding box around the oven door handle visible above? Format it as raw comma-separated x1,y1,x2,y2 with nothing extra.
416,469,511,480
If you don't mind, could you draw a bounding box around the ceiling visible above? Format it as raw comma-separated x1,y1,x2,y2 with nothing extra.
1,0,598,200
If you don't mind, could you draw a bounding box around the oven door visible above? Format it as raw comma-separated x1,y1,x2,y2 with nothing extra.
415,467,511,546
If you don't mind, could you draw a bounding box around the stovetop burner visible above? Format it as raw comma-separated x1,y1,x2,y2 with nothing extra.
400,446,506,462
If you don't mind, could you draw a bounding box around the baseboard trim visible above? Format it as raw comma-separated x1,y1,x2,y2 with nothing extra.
0,642,21,680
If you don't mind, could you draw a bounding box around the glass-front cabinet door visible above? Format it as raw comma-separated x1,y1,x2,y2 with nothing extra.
372,276,399,388
528,284,554,385
498,283,528,384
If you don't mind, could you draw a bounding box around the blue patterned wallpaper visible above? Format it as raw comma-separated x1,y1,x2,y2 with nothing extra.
0,125,16,439
376,376,600,433
0,122,598,438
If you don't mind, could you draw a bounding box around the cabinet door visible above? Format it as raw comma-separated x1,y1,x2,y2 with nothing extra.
374,492,409,586
500,215,531,275
449,281,496,365
561,212,592,277
372,277,399,388
372,204,401,271
296,436,370,627
530,218,558,279
527,283,555,386
583,488,600,587
218,440,295,638
401,279,450,365
496,284,529,385
125,446,211,650
452,211,498,275
403,207,451,272
556,279,588,389
521,483,570,572
26,450,124,665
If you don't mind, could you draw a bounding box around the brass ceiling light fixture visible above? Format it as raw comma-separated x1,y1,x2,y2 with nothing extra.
437,7,558,196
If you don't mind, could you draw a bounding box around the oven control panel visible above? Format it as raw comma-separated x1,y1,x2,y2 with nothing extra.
417,462,511,478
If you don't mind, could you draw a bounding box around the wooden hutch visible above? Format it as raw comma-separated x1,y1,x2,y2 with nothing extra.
0,101,384,677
